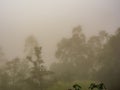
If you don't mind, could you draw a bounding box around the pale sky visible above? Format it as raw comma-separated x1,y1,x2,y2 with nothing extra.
0,0,120,66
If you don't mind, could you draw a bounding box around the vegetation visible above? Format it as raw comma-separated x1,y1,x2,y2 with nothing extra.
0,26,120,90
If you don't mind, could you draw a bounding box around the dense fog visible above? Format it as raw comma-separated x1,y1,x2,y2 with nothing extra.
0,0,120,90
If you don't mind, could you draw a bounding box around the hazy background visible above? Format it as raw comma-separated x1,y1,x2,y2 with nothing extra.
0,0,120,66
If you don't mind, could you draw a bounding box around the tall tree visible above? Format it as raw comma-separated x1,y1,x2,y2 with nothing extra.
96,28,120,90
87,30,109,73
25,35,52,90
51,26,90,81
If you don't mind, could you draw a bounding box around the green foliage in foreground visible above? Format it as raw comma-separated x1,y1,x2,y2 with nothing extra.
47,80,98,90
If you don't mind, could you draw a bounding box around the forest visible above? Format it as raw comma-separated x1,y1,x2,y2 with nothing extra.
0,26,120,90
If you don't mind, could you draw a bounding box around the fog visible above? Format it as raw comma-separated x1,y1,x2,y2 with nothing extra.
0,0,120,66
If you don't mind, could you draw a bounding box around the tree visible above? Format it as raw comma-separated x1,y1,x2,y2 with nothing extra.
0,57,30,90
96,28,120,90
0,68,10,90
0,35,52,90
51,26,91,81
51,26,109,82
87,30,109,74
25,35,52,90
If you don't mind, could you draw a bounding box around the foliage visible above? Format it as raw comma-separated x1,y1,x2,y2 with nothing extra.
0,27,120,90
25,35,52,90
96,28,120,90
47,80,94,90
0,35,52,90
0,58,30,90
50,26,108,82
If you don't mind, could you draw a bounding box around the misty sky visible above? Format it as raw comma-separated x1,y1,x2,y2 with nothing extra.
0,0,120,66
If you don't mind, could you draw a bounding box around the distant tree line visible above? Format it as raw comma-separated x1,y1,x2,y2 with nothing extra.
0,26,120,90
